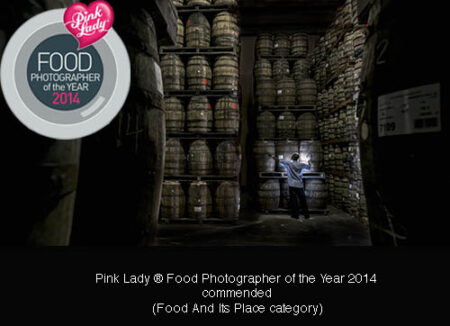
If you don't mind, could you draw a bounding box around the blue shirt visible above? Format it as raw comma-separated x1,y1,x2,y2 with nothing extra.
279,161,311,188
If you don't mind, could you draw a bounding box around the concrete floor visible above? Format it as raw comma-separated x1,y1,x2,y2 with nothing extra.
156,206,372,246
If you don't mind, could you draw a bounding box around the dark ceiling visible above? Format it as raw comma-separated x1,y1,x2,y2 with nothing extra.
240,0,345,34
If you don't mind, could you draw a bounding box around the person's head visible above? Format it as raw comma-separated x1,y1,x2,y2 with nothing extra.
291,153,300,162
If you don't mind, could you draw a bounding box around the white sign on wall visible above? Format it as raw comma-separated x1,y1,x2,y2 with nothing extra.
378,83,441,137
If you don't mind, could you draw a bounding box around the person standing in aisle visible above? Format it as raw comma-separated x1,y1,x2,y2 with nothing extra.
272,153,311,220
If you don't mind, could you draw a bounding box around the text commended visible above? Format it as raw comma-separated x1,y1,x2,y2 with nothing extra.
95,272,378,317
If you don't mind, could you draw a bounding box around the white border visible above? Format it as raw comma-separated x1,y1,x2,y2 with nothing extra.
0,9,131,140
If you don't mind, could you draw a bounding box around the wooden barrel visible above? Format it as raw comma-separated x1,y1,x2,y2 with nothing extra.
256,33,273,56
213,55,239,90
276,77,296,106
291,32,308,57
165,97,185,133
188,140,213,175
276,140,299,172
187,0,211,7
254,59,272,80
213,0,238,5
293,59,310,81
273,33,290,56
299,140,323,172
215,96,240,134
296,78,317,106
280,179,290,209
186,12,211,47
215,141,241,176
254,141,276,172
304,178,328,209
161,54,185,91
173,0,184,7
161,181,186,219
277,111,296,139
165,139,186,176
272,59,290,82
216,181,240,219
297,113,316,140
188,181,212,220
258,180,280,211
255,77,276,106
212,11,239,47
176,18,184,47
256,111,276,139
186,56,212,90
187,96,213,133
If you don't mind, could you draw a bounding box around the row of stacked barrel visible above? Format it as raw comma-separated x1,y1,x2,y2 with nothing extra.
318,104,358,142
312,0,366,92
258,178,328,213
310,0,367,221
323,143,361,177
165,96,239,134
173,8,239,49
165,139,241,177
162,180,240,220
253,32,327,213
257,111,316,140
161,54,239,92
162,1,241,221
255,33,317,108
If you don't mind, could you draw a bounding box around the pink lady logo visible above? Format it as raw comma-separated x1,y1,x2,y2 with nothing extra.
64,0,114,49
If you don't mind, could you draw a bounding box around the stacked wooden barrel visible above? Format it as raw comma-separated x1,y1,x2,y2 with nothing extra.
176,18,185,47
214,0,238,6
187,56,212,90
188,140,213,175
276,77,296,106
258,180,281,211
212,12,239,47
173,0,184,7
296,78,318,106
254,141,276,172
297,113,316,140
255,59,272,80
161,54,185,91
215,97,240,134
214,55,239,90
165,139,186,176
255,78,276,107
291,32,308,57
161,181,186,219
277,111,296,139
253,30,328,213
165,97,185,133
161,2,241,222
216,182,240,218
273,33,290,56
215,141,242,176
187,96,213,133
256,111,276,139
188,181,213,219
308,0,369,219
273,59,290,82
256,33,274,56
187,0,212,5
